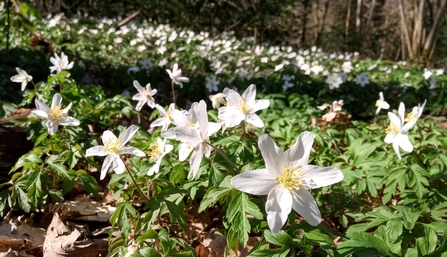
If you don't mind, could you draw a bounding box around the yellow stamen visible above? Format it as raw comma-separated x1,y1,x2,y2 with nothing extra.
237,100,250,114
385,122,399,135
404,112,414,122
147,143,162,160
278,166,303,191
104,139,123,155
49,106,64,121
166,111,173,121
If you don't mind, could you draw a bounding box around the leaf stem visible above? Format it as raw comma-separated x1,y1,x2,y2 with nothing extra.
125,165,149,202
205,142,239,173
412,151,427,170
50,135,56,188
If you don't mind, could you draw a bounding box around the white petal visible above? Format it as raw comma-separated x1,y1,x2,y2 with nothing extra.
113,157,125,174
231,169,278,195
86,146,107,157
51,93,62,109
188,144,204,179
32,110,48,119
392,140,402,160
398,102,405,121
196,100,208,138
164,144,174,154
102,131,117,145
171,127,202,146
380,101,390,110
242,84,257,104
59,116,80,126
118,125,139,145
246,115,264,128
286,131,314,167
148,158,162,176
62,102,73,114
120,146,145,156
46,120,58,135
207,122,221,137
10,74,24,83
388,112,402,129
133,80,145,94
300,165,344,189
266,186,292,233
251,99,270,112
291,189,321,226
397,134,413,153
259,135,286,178
100,155,113,180
384,133,395,144
21,81,27,91
132,93,146,101
179,143,194,161
34,99,50,113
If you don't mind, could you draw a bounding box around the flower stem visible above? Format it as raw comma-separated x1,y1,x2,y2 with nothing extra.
171,80,176,106
205,142,239,173
125,165,149,201
50,135,56,188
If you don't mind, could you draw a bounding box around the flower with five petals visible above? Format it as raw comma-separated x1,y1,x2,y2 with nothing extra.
166,63,189,88
231,132,344,233
10,67,33,91
86,125,145,180
132,80,157,111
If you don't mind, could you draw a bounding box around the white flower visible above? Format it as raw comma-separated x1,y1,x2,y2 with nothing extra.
209,93,226,109
10,67,33,91
231,132,344,233
356,72,370,87
31,93,80,135
332,100,344,112
49,52,74,73
423,69,432,80
166,63,190,88
325,73,343,90
132,80,157,111
375,92,390,114
150,103,176,131
402,100,426,131
205,75,220,93
218,84,270,128
162,100,221,179
342,61,353,73
147,138,174,176
384,103,414,160
86,125,145,180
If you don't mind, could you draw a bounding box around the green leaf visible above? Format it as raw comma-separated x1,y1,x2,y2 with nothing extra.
110,202,136,244
198,176,233,213
337,231,391,256
264,230,293,247
248,248,290,257
48,189,64,202
165,200,187,231
415,224,437,256
138,247,162,257
136,230,159,243
77,170,99,197
46,155,71,181
392,206,420,230
15,186,31,212
385,219,404,242
226,192,253,248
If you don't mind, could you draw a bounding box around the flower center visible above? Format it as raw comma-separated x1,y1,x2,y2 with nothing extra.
404,112,414,122
49,106,64,121
166,111,173,121
237,100,250,114
104,139,123,155
278,166,303,191
147,143,163,160
385,122,399,135
375,100,382,107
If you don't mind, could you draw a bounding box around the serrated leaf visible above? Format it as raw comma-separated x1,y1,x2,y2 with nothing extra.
165,200,187,231
77,170,99,197
198,176,233,213
248,248,290,257
15,186,31,212
385,219,404,242
48,189,64,202
136,230,159,243
337,231,391,256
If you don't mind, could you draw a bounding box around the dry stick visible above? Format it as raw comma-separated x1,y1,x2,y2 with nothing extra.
125,165,149,202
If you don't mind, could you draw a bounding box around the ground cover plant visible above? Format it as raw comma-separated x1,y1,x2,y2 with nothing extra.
1,7,447,257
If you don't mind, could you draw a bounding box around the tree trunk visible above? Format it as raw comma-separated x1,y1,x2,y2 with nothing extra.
422,0,447,61
355,0,362,37
366,0,376,27
398,0,413,59
411,0,425,58
346,0,352,37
